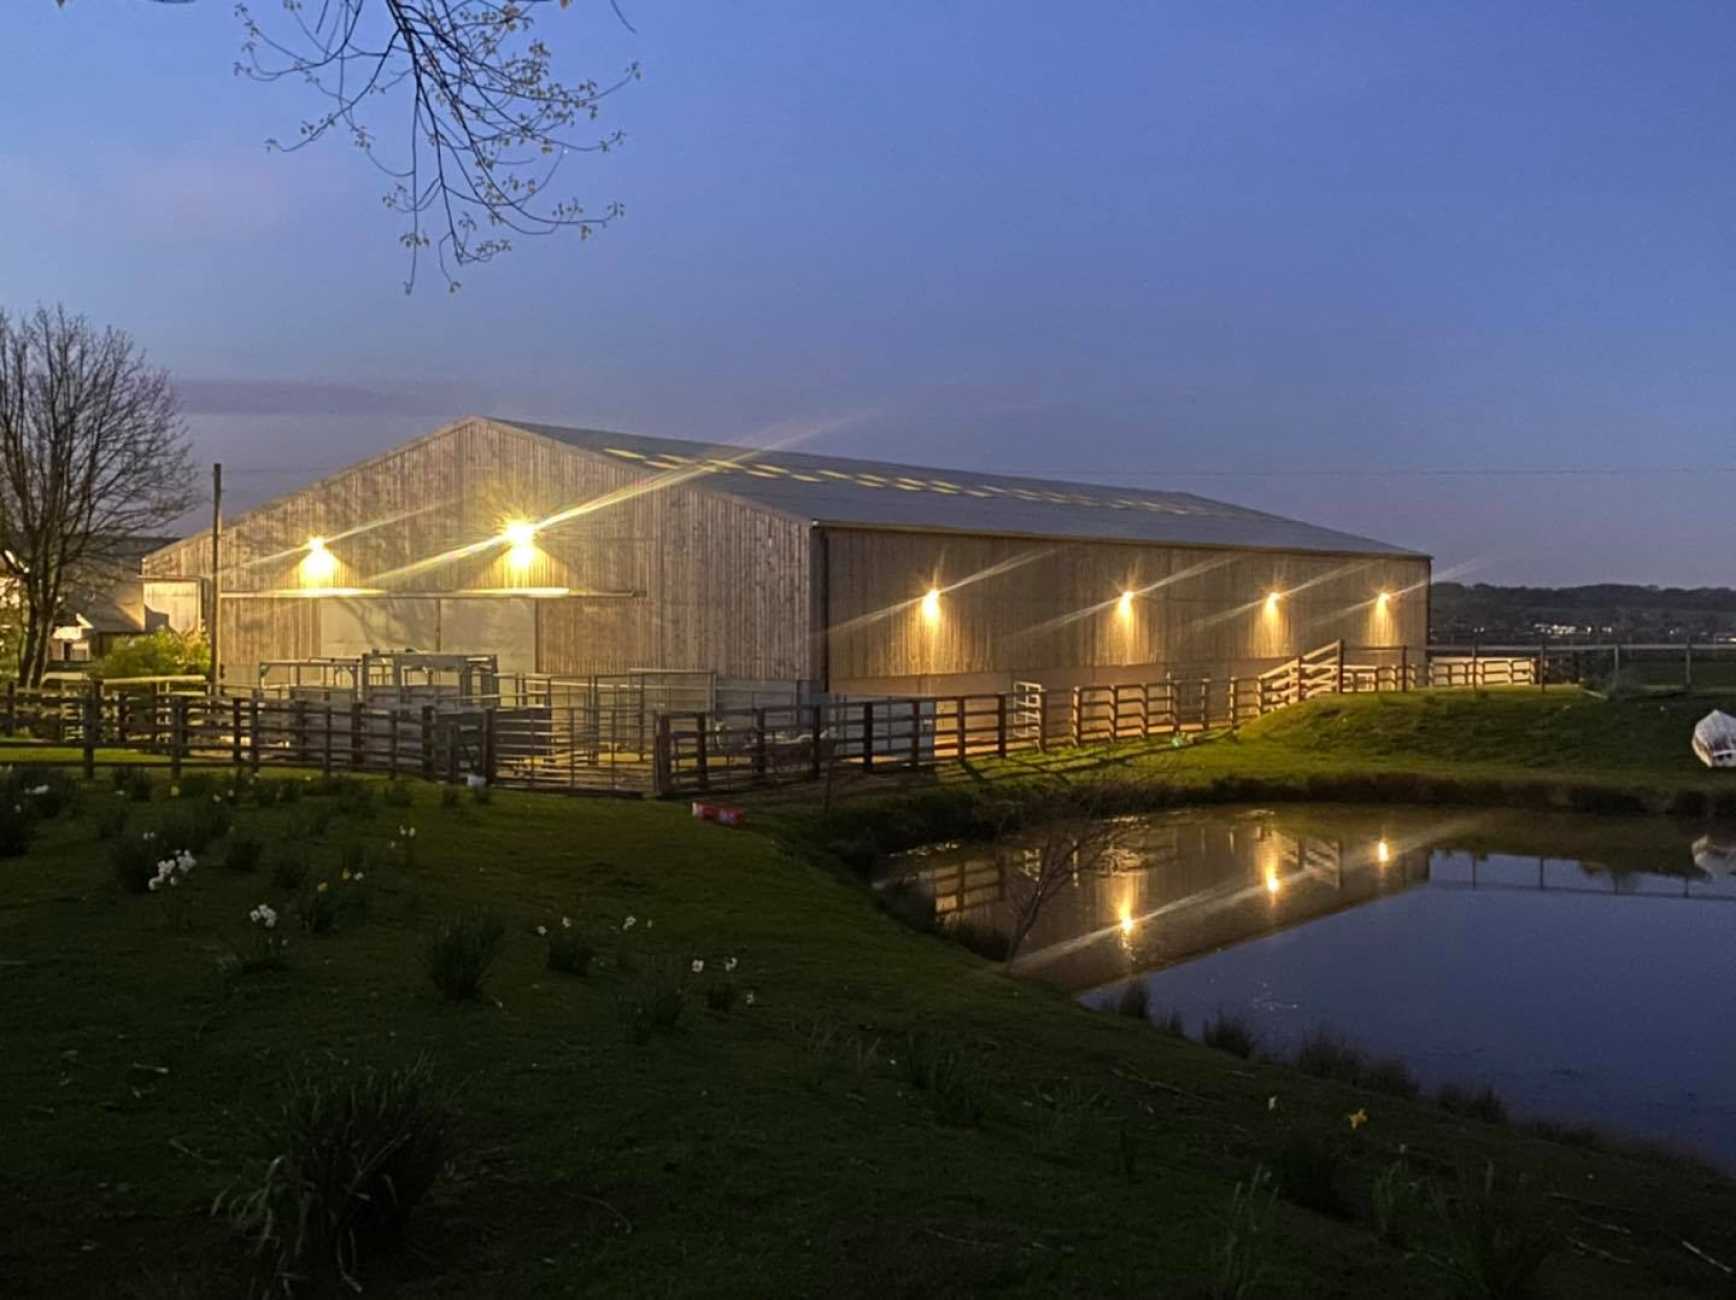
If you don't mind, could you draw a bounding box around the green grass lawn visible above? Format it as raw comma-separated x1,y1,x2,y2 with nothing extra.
4,697,1736,1296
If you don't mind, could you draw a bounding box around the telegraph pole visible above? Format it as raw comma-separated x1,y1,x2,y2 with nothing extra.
210,463,222,695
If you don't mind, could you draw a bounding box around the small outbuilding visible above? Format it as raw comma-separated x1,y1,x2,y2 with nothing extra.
141,416,1430,697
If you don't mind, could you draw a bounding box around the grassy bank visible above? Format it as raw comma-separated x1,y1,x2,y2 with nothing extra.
1,756,1734,1298
769,688,1736,861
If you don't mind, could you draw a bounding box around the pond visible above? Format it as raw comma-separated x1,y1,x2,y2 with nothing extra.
882,804,1736,1168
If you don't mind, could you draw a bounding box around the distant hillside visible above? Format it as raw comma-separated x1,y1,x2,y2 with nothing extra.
1430,582,1736,644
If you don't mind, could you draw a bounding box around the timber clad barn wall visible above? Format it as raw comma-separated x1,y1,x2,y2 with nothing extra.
143,416,1428,692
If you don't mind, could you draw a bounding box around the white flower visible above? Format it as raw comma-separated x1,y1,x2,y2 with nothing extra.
27,784,48,797
169,786,179,797
645,920,654,930
622,916,637,931
148,878,161,892
249,907,261,922
353,872,364,882
142,831,155,841
536,925,548,937
408,827,416,838
212,795,222,804
691,959,705,974
723,957,738,973
744,991,756,1006
560,916,572,929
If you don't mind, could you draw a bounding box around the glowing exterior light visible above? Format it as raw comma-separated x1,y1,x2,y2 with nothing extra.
1264,590,1282,614
1119,903,1135,936
502,519,538,573
1118,590,1134,617
1376,838,1391,865
1376,590,1392,609
920,588,941,624
299,536,337,587
1264,869,1281,896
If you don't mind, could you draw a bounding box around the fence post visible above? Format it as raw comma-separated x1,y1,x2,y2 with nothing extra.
482,707,498,784
1071,687,1083,747
753,707,768,779
1686,640,1694,691
420,705,435,779
82,685,97,780
996,694,1008,759
1538,640,1547,692
1335,640,1346,695
695,710,711,789
249,698,261,773
349,701,364,772
909,699,922,769
388,709,401,778
4,680,13,736
446,718,460,786
171,695,187,780
653,714,673,795
1229,677,1239,727
1400,645,1410,692
809,704,824,781
1471,639,1481,689
231,697,244,768
322,706,333,776
862,702,874,773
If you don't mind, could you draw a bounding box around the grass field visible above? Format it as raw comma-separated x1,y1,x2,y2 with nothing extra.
4,692,1736,1297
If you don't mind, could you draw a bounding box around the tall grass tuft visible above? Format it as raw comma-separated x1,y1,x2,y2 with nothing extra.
1432,1161,1553,1298
214,1056,454,1295
1270,1128,1352,1219
1212,1165,1277,1300
1201,1011,1259,1059
426,912,505,1001
110,833,157,893
1370,1158,1429,1249
1437,1081,1509,1126
1115,982,1151,1022
897,1029,990,1127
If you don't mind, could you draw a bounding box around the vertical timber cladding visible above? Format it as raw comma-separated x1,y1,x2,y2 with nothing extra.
820,526,1429,694
143,418,817,684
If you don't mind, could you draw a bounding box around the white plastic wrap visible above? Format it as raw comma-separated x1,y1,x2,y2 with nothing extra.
1691,710,1736,769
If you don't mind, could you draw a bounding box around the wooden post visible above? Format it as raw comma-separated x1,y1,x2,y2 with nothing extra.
231,697,244,767
1071,687,1083,747
861,702,874,773
4,680,14,736
210,461,222,695
1686,640,1694,691
753,707,768,778
170,695,187,780
446,718,460,785
909,699,921,769
81,686,97,780
322,706,333,776
1400,645,1410,692
1335,640,1346,696
1229,677,1239,727
653,714,673,795
1202,676,1212,728
482,707,498,784
1538,640,1547,692
695,711,711,789
349,701,364,771
388,709,401,778
996,694,1008,759
809,704,824,781
249,698,261,773
1471,639,1481,689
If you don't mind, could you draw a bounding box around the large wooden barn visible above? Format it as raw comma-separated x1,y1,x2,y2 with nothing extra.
142,416,1429,697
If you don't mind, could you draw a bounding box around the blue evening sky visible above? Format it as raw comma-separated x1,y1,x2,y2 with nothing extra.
4,1,1735,583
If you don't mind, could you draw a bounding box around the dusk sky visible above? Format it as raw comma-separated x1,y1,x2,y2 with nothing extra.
6,2,1736,585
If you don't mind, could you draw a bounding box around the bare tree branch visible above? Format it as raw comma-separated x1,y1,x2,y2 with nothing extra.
0,307,194,684
57,0,639,292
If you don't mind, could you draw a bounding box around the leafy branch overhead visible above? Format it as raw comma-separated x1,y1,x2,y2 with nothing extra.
62,0,640,291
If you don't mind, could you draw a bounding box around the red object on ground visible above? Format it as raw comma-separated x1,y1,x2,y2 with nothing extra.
716,807,746,827
691,801,717,820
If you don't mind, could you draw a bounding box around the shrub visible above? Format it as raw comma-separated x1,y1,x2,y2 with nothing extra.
1438,1082,1509,1126
1212,1165,1276,1300
1432,1162,1553,1299
381,782,414,809
91,626,210,681
120,768,155,803
9,767,80,820
1115,982,1150,1021
1201,1012,1258,1059
177,772,221,802
543,922,592,976
224,836,265,873
270,845,310,893
214,1056,453,1294
96,804,129,841
111,833,157,893
426,912,505,1001
158,804,230,855
1270,1129,1352,1218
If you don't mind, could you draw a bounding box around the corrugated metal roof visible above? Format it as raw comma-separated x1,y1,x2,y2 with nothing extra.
500,420,1423,558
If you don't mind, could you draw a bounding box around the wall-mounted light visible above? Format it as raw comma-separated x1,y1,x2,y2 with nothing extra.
502,519,537,572
1118,590,1134,617
1118,903,1135,936
1264,868,1281,895
1376,590,1393,610
1264,590,1282,615
1376,838,1391,865
920,587,941,624
299,536,337,587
